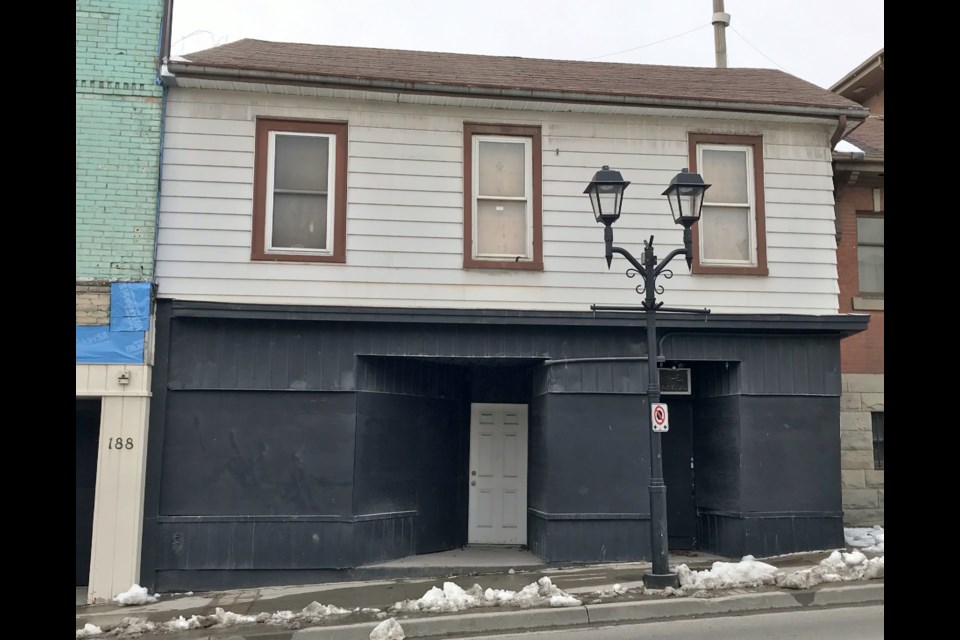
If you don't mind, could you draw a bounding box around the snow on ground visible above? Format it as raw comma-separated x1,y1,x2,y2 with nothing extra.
677,555,780,590
370,617,405,640
845,526,884,553
77,600,358,638
112,585,158,606
392,577,581,614
81,527,885,637
775,550,884,589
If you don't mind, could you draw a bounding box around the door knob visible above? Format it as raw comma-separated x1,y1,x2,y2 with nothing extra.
471,471,477,476
471,481,476,486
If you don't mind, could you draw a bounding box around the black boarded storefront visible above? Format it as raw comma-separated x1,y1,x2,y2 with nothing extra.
141,300,867,591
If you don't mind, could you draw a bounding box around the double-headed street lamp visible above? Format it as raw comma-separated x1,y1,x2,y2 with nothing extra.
584,166,711,589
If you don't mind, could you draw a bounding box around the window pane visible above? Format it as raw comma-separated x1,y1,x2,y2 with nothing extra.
871,412,884,470
858,245,884,294
702,148,748,204
477,199,526,256
857,217,884,244
272,193,328,249
275,135,329,192
701,206,750,262
478,141,525,197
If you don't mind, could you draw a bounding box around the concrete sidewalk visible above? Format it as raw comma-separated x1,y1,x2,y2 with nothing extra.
75,549,884,639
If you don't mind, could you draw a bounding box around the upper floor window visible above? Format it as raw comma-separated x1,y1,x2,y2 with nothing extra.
463,123,542,270
252,118,347,263
857,214,884,295
688,133,768,275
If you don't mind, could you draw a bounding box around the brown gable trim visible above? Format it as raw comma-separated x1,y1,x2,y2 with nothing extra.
688,133,769,276
462,122,543,271
252,117,349,263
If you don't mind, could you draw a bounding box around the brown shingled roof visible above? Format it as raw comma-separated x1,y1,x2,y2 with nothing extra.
175,39,866,115
847,116,883,157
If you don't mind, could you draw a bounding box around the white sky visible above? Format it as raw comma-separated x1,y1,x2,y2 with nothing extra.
169,0,883,90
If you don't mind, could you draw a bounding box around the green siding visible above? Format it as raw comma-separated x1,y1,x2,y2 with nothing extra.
76,0,165,279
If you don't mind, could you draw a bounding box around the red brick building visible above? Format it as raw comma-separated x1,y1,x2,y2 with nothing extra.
831,49,883,526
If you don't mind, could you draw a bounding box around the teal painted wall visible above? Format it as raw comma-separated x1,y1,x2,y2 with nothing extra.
76,0,165,280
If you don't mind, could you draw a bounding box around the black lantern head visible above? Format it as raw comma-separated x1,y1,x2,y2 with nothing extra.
662,168,710,229
584,165,630,226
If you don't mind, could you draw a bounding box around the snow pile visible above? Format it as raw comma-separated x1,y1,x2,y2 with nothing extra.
677,555,780,590
775,550,884,589
112,584,158,606
845,526,884,553
593,583,628,598
75,623,102,638
78,599,357,638
370,617,405,639
393,577,581,613
162,615,204,631
300,601,352,620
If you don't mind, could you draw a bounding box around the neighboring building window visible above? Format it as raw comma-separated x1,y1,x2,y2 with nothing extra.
857,215,884,295
871,412,884,470
252,118,348,263
688,133,768,275
463,123,542,270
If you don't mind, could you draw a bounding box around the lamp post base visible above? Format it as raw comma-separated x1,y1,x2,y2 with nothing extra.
642,572,680,589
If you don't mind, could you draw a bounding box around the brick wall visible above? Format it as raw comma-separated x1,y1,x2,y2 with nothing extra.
840,374,883,526
76,0,164,280
835,183,884,374
76,282,112,325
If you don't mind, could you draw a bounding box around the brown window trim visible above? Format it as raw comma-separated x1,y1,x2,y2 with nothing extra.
463,122,543,271
688,133,768,276
252,118,348,263
855,209,884,299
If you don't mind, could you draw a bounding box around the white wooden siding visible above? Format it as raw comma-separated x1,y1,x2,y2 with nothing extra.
157,89,841,314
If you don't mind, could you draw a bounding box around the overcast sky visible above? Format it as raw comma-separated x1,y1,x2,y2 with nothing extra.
169,0,883,90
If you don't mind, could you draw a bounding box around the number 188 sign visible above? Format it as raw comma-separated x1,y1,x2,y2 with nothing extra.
651,403,669,432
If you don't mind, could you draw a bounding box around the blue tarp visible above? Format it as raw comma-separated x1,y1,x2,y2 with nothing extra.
76,282,150,364
76,326,144,364
109,282,151,332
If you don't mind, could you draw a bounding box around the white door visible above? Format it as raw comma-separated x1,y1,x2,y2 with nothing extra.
468,403,528,545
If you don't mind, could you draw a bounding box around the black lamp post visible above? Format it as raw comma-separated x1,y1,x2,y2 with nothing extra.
584,166,711,589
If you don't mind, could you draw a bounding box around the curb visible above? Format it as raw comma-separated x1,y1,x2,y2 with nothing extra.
291,582,884,639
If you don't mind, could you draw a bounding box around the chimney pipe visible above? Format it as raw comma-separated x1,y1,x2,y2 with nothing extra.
712,0,731,69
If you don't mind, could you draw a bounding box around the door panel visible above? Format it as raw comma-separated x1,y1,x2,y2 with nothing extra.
662,400,696,549
468,404,528,544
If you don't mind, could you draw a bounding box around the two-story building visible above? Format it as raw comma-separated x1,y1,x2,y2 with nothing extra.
141,39,869,592
831,49,884,527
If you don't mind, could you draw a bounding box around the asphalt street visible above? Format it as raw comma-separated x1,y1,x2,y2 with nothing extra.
445,604,884,640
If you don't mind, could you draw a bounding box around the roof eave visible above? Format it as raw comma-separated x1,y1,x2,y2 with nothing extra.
166,62,870,120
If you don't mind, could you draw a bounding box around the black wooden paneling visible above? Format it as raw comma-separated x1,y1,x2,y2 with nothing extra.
534,393,648,514
528,514,651,563
354,390,467,556
739,395,842,513
692,396,741,513
528,394,549,513
160,391,356,516
661,333,842,396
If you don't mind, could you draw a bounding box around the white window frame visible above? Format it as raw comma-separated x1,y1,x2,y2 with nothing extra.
696,143,759,268
471,134,534,262
264,130,338,256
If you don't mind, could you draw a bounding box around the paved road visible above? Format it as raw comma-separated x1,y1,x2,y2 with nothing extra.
447,605,884,640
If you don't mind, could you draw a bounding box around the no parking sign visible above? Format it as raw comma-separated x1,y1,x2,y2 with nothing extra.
651,403,669,432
